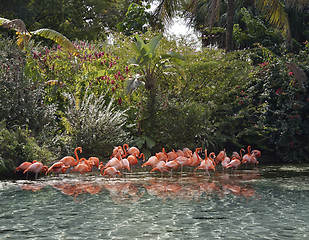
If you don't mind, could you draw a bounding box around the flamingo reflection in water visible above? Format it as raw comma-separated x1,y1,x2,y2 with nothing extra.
19,169,261,203
19,182,46,192
143,179,203,202
103,181,144,205
50,181,103,202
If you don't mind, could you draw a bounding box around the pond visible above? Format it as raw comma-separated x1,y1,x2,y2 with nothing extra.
0,165,308,239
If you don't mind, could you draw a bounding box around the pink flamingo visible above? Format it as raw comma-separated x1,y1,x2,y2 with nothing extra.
221,156,231,169
88,157,100,169
175,155,192,173
45,162,70,175
98,162,104,170
23,161,48,179
242,146,259,167
226,157,242,170
150,161,169,174
182,147,193,158
110,146,124,159
123,144,145,161
127,155,138,168
189,148,203,168
166,150,178,161
155,148,169,162
231,148,245,160
165,160,179,171
15,160,37,179
142,156,160,168
15,160,37,173
164,160,179,176
71,158,92,174
101,167,122,177
60,147,82,167
215,149,226,165
175,149,185,157
194,150,216,176
104,157,123,170
121,158,131,171
251,148,261,166
252,149,261,158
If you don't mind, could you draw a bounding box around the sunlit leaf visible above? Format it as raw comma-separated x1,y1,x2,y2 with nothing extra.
31,28,76,53
16,32,31,50
146,32,163,56
45,80,64,86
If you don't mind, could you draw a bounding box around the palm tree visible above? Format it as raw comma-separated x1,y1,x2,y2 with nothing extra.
127,32,185,104
0,17,76,53
151,0,308,51
126,32,185,138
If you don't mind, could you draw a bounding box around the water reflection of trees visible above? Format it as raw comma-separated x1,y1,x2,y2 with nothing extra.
18,170,260,203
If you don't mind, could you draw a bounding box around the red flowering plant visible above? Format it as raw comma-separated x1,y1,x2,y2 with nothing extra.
26,40,129,111
237,45,309,163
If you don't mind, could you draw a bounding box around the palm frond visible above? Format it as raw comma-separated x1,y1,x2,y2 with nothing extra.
31,28,76,53
208,0,222,27
0,18,29,34
153,0,181,23
286,0,309,10
255,0,291,41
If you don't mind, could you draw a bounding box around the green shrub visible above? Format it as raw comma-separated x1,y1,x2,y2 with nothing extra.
234,44,309,162
56,90,129,160
0,38,58,134
0,121,54,177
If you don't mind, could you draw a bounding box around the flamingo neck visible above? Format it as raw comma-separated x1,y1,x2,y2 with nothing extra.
74,147,82,164
195,148,201,162
81,158,91,171
209,152,216,165
240,148,245,159
162,148,168,157
123,144,129,157
139,153,145,161
247,146,252,155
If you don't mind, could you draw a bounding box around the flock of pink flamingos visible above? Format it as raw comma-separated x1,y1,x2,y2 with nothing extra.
15,144,261,179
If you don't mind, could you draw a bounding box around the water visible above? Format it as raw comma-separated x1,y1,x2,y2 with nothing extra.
1,165,308,239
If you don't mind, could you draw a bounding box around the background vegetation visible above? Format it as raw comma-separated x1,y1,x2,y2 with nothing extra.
0,1,308,177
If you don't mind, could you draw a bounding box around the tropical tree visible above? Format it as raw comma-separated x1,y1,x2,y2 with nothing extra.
125,32,185,141
151,0,309,51
117,3,152,35
0,0,146,40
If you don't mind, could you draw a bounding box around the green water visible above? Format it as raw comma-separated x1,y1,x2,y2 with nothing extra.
0,165,308,239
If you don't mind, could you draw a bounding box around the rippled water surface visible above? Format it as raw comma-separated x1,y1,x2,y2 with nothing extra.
1,165,309,239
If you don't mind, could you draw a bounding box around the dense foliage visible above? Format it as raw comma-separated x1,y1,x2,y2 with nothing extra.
0,0,146,41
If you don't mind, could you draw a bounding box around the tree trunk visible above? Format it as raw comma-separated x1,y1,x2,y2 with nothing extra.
144,74,157,134
225,0,234,52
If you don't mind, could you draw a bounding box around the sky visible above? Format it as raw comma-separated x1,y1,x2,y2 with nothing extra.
147,0,194,36
147,1,201,48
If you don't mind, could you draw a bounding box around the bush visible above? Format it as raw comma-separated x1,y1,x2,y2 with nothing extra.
0,121,54,177
234,44,309,162
0,38,58,134
56,90,129,160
